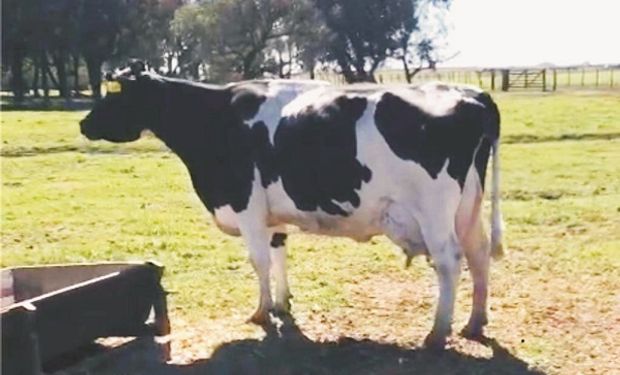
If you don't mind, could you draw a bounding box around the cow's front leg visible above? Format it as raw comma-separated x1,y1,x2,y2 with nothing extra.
239,223,273,325
270,228,292,315
236,188,274,325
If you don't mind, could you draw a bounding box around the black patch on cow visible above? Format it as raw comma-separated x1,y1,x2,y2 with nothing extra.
271,96,371,216
374,92,499,189
231,85,266,120
474,137,491,187
270,233,287,248
250,121,279,188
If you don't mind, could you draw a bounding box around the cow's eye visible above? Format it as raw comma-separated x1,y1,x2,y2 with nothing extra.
104,81,122,95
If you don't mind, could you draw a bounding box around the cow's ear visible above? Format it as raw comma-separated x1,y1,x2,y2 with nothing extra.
129,60,146,77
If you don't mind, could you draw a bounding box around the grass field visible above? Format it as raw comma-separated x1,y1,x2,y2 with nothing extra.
2,91,620,374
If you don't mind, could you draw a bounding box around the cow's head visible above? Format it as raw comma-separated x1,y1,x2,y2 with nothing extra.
80,60,160,142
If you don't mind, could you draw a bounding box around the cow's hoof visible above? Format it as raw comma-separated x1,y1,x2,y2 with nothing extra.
423,332,447,351
461,315,487,340
247,309,271,326
460,324,484,340
272,300,291,316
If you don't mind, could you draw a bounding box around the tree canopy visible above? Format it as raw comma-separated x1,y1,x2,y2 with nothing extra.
1,0,451,101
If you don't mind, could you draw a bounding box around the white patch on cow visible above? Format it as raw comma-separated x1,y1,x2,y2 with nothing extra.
213,205,240,235
280,87,336,118
330,199,355,214
248,81,332,144
390,82,484,117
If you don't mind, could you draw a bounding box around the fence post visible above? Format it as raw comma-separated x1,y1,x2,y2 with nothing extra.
553,69,557,91
542,69,547,91
581,68,585,87
524,70,529,89
491,70,496,90
611,68,615,88
595,69,599,87
501,69,510,91
567,68,571,86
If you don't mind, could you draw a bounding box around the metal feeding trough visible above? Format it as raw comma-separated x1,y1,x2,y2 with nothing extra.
1,261,170,375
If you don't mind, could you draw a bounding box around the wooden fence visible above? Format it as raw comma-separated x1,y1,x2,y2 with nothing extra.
315,66,619,91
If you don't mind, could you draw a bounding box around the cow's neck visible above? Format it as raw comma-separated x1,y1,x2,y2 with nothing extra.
148,79,232,163
145,78,242,212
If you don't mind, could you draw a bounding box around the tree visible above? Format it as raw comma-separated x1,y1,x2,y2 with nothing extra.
313,0,415,82
169,3,215,79
1,0,37,101
287,0,330,79
398,0,452,83
313,0,450,83
46,0,79,99
112,0,179,67
207,0,293,81
78,0,123,98
2,0,181,100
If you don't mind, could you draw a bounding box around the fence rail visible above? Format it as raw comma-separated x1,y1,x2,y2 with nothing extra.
315,66,619,91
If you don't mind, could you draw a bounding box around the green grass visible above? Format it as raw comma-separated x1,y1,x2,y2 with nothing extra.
2,91,620,374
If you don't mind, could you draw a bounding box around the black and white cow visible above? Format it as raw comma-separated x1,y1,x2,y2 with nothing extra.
80,61,504,349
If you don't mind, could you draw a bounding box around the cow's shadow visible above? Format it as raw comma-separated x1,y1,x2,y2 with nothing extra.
172,315,544,375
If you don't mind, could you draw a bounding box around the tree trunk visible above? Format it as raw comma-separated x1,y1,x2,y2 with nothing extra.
10,49,25,102
277,49,283,78
53,52,69,99
351,69,375,83
38,50,60,96
192,63,200,80
166,53,174,76
40,51,50,102
241,38,270,80
366,60,382,83
32,59,41,98
343,57,376,83
73,54,81,97
402,56,412,84
242,50,260,80
334,52,356,83
85,56,102,99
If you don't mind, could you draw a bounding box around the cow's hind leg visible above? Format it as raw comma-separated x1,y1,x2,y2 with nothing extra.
420,222,462,349
455,167,490,339
460,218,490,338
270,227,292,315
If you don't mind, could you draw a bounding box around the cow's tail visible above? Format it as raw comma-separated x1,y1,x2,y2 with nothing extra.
477,92,504,259
489,138,504,259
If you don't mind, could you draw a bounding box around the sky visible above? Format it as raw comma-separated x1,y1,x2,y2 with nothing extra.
439,0,620,67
